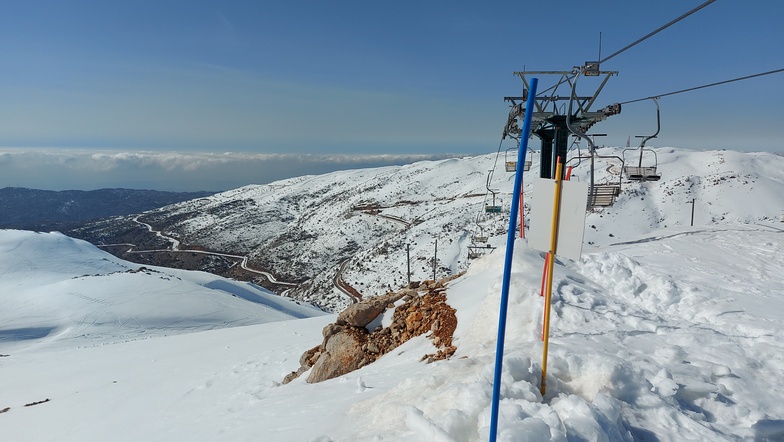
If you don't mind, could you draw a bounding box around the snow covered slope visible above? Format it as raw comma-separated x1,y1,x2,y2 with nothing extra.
2,147,784,441
2,224,783,441
0,230,324,353
73,147,784,313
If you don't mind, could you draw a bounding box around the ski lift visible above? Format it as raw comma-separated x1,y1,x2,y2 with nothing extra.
623,98,661,182
588,183,621,207
566,148,624,207
469,212,494,259
468,243,495,259
504,147,532,172
484,170,503,213
471,218,489,244
565,70,624,208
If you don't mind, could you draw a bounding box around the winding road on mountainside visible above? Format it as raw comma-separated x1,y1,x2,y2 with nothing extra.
97,216,298,288
334,259,362,303
333,206,421,303
108,207,420,303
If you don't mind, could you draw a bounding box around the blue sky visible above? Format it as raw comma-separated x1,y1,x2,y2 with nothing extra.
1,1,783,191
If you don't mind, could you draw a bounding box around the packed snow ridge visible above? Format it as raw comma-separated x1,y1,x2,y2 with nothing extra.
2,147,784,441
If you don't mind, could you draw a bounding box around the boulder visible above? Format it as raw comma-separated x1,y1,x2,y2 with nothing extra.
336,291,405,328
307,329,367,383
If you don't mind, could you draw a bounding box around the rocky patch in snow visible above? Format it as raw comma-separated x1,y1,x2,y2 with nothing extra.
284,276,460,384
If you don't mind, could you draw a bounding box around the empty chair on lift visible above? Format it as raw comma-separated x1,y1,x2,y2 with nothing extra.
471,227,488,243
505,148,531,172
623,98,662,182
623,145,660,181
468,244,495,259
484,169,504,213
588,184,621,207
624,164,660,181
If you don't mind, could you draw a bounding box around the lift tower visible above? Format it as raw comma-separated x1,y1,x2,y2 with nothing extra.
502,65,621,180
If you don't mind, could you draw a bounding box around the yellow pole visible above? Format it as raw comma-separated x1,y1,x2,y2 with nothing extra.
540,160,564,396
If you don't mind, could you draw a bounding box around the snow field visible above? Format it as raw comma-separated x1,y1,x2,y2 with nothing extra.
3,148,784,440
334,226,784,440
0,231,324,354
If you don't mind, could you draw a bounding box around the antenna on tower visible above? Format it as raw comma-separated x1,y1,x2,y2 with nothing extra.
586,32,603,76
598,32,602,64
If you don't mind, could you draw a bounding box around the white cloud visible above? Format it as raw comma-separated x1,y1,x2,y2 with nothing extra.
0,148,461,192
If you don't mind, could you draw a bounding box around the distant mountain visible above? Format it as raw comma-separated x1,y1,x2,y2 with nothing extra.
69,148,784,312
0,187,214,231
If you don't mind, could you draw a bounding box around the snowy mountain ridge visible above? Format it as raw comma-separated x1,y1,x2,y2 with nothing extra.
72,147,784,312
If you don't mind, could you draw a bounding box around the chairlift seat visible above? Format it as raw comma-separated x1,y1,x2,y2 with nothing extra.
472,235,488,243
624,166,660,181
588,185,620,207
504,160,532,172
485,205,502,213
468,244,496,259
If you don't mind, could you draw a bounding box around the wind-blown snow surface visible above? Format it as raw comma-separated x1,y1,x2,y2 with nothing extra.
3,148,784,441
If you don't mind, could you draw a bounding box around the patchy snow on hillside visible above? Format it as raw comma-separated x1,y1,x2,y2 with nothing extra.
2,147,784,441
75,147,784,313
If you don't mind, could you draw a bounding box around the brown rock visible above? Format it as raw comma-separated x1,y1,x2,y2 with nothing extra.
322,323,344,339
336,292,405,328
405,311,423,332
307,329,368,383
283,365,310,384
299,345,322,367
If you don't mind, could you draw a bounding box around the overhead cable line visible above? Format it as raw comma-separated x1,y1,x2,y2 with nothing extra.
619,68,784,105
599,0,717,65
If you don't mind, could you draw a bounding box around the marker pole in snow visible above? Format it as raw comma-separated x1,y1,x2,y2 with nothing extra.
540,160,565,396
433,239,438,281
690,198,695,226
407,244,411,285
489,78,538,441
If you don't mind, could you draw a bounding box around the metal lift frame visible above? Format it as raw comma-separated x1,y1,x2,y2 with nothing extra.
565,70,625,208
504,67,621,181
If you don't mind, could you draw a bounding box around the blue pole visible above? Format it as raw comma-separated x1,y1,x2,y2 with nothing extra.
488,78,538,441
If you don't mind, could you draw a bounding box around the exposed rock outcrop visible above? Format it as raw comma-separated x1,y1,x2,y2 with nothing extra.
336,290,408,328
283,275,461,384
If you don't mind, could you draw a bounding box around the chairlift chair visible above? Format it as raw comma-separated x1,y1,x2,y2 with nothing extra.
505,148,532,172
566,150,624,207
623,98,662,182
471,224,489,244
484,169,503,213
563,70,624,209
468,244,495,259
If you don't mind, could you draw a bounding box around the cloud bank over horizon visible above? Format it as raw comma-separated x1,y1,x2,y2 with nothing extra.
0,148,465,192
